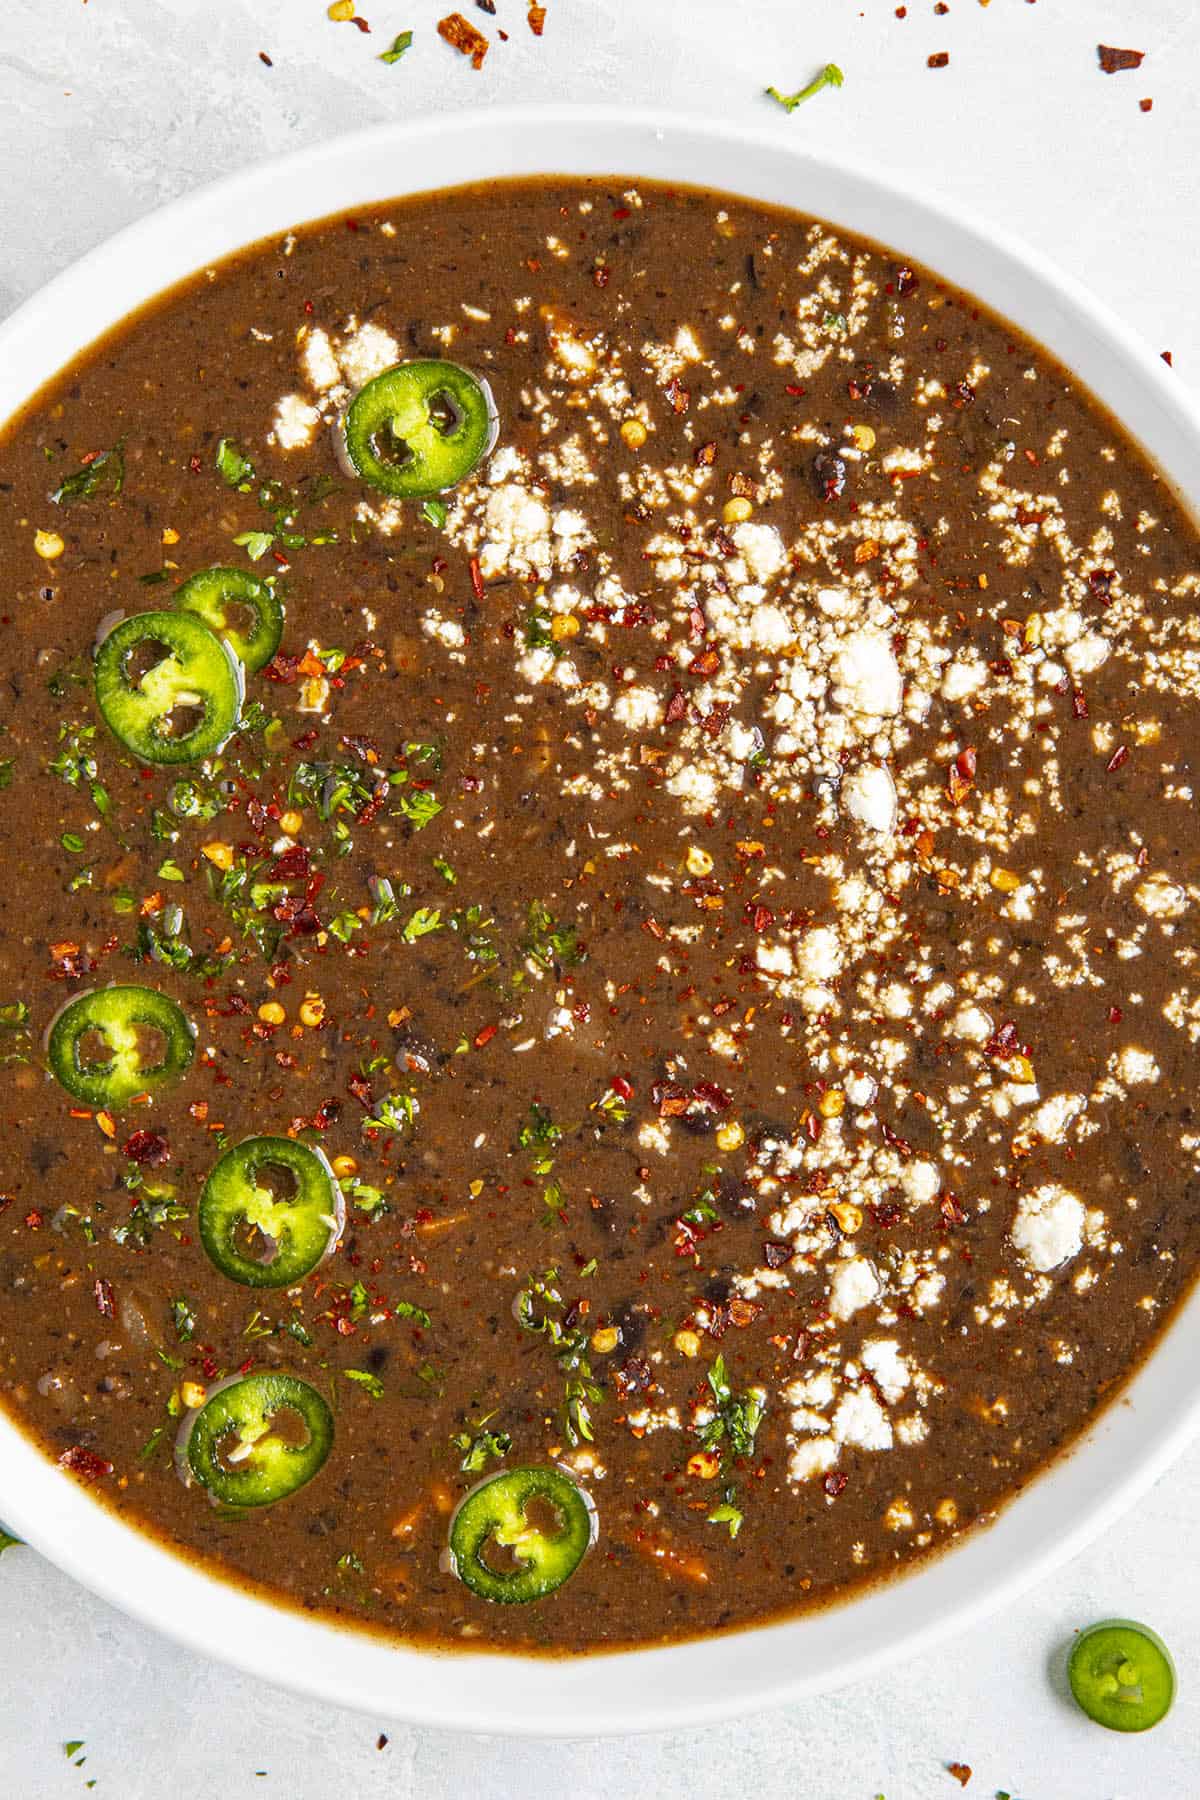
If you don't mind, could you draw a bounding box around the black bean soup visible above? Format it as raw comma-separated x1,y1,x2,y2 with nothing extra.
0,178,1196,1652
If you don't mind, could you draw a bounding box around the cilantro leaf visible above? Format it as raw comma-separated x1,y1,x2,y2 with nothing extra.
52,443,125,505
380,29,414,64
766,63,844,112
343,1368,385,1399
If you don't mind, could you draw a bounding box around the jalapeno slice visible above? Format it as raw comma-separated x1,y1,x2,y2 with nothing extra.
448,1465,594,1604
1068,1618,1176,1732
199,1136,344,1288
342,360,495,500
94,610,243,764
47,985,194,1108
181,1372,333,1508
174,567,283,672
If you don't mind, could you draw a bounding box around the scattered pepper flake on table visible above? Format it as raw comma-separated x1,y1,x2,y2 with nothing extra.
438,10,489,67
528,3,547,34
765,62,844,112
1097,44,1144,73
946,1765,973,1789
928,51,950,68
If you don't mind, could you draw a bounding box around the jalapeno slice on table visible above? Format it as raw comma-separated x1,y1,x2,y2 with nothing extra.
180,1372,333,1507
48,985,194,1108
199,1136,344,1288
1068,1618,1176,1732
94,609,243,763
448,1466,594,1603
342,360,495,500
174,567,283,672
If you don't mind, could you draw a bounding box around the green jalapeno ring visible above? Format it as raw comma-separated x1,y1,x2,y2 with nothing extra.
174,567,284,672
179,1372,333,1508
199,1136,345,1289
1068,1618,1176,1732
94,609,243,765
447,1465,595,1604
341,360,496,500
47,984,195,1108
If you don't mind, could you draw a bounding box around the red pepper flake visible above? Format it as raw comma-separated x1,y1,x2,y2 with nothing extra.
474,1022,498,1048
528,3,547,33
946,747,976,805
946,1766,972,1789
1107,1005,1123,1024
259,50,273,66
351,15,371,32
24,1210,43,1230
1106,743,1130,773
122,1129,170,1167
1098,44,1144,73
694,441,717,468
664,377,690,415
1071,689,1089,719
1140,97,1153,112
468,556,486,603
438,12,489,67
1161,349,1173,366
611,1075,634,1101
59,1445,113,1484
823,1471,848,1497
93,1277,115,1319
927,51,949,68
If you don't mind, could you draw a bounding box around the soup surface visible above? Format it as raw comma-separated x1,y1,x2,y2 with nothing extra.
0,178,1197,1653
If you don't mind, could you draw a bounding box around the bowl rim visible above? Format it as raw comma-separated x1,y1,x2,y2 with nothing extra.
1,100,1198,1738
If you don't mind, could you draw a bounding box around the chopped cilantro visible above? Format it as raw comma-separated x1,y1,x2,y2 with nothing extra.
453,1423,512,1472
156,857,185,882
343,1368,385,1399
522,899,583,971
706,1496,744,1539
171,1296,197,1342
518,1102,562,1152
216,438,256,487
419,496,446,525
0,1527,21,1554
397,787,442,830
52,443,125,505
233,529,275,561
402,906,443,942
0,759,13,790
432,856,457,885
515,1268,602,1445
766,62,844,111
363,1091,419,1135
394,1298,432,1327
346,1177,388,1217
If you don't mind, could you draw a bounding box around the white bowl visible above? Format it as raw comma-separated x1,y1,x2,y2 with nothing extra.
1,105,1198,1738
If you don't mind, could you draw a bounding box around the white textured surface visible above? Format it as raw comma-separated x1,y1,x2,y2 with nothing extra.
2,2,1199,1794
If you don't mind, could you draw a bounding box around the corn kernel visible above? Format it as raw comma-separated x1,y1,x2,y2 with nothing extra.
590,1326,619,1354
299,993,326,1028
550,613,580,641
620,418,648,449
818,1088,845,1119
257,1001,286,1026
851,423,876,452
279,809,303,836
201,840,234,871
34,529,64,560
715,1119,745,1152
989,866,1021,893
327,0,355,17
687,1449,722,1480
673,1329,701,1358
179,1380,207,1410
331,1154,359,1179
722,496,753,524
95,1110,116,1140
828,1200,863,1235
468,1178,484,1198
685,844,714,877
